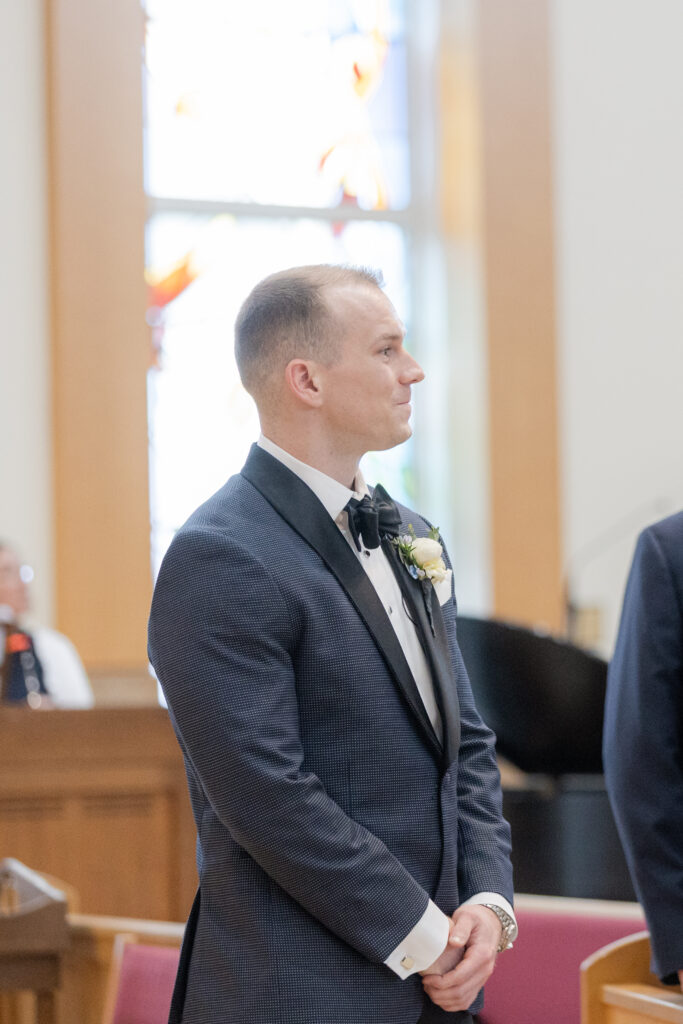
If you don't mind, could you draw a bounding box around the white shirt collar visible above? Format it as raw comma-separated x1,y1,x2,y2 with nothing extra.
257,434,368,521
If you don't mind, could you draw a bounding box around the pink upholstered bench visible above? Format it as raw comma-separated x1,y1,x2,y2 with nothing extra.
102,937,181,1024
479,894,645,1024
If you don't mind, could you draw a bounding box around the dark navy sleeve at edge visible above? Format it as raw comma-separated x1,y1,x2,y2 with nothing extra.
604,520,683,980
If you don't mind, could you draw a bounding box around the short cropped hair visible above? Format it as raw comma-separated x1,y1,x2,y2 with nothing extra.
234,264,383,396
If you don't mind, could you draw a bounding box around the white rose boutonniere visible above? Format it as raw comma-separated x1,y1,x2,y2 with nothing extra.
393,525,449,583
410,537,449,582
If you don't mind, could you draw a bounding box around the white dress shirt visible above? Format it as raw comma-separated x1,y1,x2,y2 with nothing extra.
32,626,94,708
257,436,516,976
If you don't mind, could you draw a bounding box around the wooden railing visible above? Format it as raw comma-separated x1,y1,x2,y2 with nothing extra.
582,932,683,1023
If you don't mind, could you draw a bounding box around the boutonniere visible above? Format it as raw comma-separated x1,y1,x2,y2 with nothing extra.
392,525,448,583
392,526,449,635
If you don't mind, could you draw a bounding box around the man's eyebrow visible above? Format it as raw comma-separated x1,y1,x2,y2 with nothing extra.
375,329,406,342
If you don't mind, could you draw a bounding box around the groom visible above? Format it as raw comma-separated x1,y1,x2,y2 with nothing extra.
148,265,515,1023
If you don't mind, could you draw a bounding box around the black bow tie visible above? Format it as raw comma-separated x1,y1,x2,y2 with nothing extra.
344,484,402,551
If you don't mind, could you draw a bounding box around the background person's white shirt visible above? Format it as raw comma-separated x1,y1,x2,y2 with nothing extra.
32,626,94,708
258,435,516,977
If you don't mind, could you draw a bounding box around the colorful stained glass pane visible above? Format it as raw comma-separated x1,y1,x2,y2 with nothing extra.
143,0,409,210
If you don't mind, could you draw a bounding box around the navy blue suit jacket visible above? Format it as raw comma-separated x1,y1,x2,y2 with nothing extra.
148,445,513,1023
604,511,683,981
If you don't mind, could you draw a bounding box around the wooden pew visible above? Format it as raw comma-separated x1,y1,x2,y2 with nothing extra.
60,913,184,1024
0,913,184,1024
582,931,683,1023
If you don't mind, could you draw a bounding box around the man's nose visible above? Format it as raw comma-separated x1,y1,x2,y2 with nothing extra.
400,353,425,384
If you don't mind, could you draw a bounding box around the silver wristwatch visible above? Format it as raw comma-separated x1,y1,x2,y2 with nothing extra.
482,903,516,952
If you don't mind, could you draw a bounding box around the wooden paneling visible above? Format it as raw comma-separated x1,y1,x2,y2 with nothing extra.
477,0,564,630
45,0,151,671
0,709,196,922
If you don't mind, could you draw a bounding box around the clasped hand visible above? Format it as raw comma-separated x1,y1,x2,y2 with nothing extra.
419,905,502,1013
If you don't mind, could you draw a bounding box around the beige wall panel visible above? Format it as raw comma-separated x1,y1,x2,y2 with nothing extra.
477,0,563,630
46,0,151,670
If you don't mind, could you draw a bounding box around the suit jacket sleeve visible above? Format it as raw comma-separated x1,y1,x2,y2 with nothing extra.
149,526,433,965
604,524,683,980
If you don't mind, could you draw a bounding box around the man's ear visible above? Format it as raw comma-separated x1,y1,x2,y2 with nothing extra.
285,359,324,407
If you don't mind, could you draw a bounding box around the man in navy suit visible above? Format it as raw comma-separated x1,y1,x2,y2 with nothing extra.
604,511,683,987
149,265,516,1023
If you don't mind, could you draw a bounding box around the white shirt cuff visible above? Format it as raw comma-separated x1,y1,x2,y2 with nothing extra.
384,899,450,979
460,891,518,942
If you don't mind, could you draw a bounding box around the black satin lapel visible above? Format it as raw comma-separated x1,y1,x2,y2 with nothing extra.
241,446,442,758
382,539,461,767
430,597,461,763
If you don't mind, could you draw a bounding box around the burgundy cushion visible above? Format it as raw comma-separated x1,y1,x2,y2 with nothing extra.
110,944,180,1024
479,907,645,1024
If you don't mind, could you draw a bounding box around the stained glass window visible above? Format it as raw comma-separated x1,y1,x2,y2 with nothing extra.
144,1,424,576
144,0,409,210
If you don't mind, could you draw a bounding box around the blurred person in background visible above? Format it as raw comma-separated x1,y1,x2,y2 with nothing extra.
0,540,93,708
604,511,683,988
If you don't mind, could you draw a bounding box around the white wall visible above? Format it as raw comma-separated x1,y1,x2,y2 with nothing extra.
0,0,54,626
551,0,683,656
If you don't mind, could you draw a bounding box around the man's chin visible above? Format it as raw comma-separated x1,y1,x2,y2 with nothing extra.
368,426,413,453
394,421,413,445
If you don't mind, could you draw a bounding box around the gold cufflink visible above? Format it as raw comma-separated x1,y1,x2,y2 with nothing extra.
400,955,415,970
